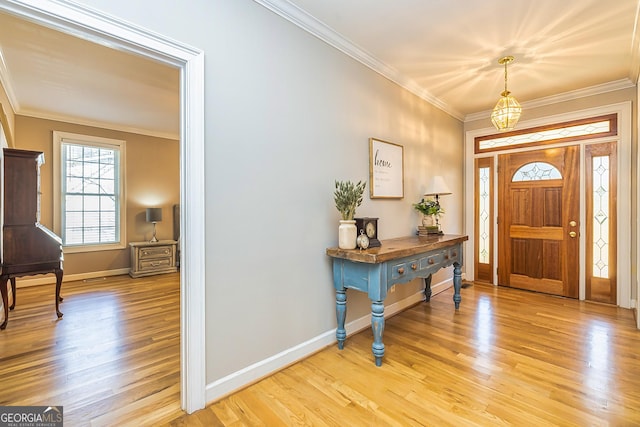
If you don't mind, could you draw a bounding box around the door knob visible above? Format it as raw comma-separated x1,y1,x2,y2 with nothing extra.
569,220,577,227
569,231,577,238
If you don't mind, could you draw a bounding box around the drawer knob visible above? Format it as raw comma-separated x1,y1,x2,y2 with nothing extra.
411,263,417,270
428,259,434,264
452,251,457,257
398,267,405,274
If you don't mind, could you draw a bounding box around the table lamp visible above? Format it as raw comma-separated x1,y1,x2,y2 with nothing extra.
146,207,162,242
424,176,452,232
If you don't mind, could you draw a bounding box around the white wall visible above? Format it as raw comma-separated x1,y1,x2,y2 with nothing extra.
52,0,464,395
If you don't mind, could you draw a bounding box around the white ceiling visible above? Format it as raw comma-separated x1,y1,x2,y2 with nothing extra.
0,10,180,139
0,0,638,138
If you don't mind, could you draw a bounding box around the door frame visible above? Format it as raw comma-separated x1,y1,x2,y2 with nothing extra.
464,102,632,309
0,0,207,413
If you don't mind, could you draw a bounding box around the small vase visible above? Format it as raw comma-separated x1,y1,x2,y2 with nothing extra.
422,214,435,227
338,220,357,249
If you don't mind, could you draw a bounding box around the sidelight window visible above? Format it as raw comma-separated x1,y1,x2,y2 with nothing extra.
592,156,610,278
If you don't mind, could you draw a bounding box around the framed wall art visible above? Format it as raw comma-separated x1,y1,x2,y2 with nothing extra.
369,137,404,199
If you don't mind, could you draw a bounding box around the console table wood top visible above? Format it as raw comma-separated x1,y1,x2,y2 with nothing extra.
326,234,468,263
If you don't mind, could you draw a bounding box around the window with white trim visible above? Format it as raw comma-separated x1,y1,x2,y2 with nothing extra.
53,132,126,252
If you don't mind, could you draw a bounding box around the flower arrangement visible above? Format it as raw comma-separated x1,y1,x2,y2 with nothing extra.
413,198,444,217
334,180,366,220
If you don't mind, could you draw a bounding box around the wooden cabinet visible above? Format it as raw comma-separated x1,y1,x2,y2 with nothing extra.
129,240,178,278
1,148,64,329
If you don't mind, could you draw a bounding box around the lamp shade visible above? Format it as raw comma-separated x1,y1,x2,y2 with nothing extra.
424,176,452,197
146,207,163,223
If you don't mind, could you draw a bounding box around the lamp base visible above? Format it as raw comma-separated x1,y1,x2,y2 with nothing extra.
150,222,159,242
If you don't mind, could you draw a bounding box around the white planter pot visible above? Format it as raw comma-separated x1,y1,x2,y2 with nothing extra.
338,220,357,249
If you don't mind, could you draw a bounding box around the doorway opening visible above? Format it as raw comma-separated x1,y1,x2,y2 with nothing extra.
0,1,206,413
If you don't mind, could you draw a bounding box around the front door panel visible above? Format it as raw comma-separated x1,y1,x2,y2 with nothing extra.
498,146,580,298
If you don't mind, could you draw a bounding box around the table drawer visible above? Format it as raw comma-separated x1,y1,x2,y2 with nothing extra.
139,246,174,259
420,252,444,269
444,247,461,263
391,259,419,279
139,257,173,271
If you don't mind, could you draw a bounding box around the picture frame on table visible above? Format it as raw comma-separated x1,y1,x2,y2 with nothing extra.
369,137,404,199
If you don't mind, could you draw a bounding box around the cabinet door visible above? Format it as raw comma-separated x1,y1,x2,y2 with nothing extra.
4,149,41,225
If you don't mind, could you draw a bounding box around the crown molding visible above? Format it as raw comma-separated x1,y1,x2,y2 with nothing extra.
464,79,636,123
253,0,464,120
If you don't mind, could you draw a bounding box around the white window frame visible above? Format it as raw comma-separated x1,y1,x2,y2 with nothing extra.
53,131,127,253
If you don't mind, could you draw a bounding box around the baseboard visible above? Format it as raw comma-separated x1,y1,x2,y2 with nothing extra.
14,269,130,287
205,275,458,405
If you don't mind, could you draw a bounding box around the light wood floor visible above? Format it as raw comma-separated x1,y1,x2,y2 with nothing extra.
0,273,182,426
1,275,639,426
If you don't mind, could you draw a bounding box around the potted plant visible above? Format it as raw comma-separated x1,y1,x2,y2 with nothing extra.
334,180,366,249
413,198,444,233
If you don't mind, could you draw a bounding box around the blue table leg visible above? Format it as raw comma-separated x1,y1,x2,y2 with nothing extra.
453,262,462,309
371,301,385,366
336,290,347,349
424,274,432,302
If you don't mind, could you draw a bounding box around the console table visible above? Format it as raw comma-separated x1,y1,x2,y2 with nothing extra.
326,234,468,366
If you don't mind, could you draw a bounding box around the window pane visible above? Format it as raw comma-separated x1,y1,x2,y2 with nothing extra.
478,166,490,264
66,177,84,193
101,227,116,241
100,178,114,194
84,211,100,228
101,164,115,180
67,145,84,161
593,156,610,278
84,227,100,243
84,195,100,211
101,195,116,211
84,178,100,194
478,119,611,151
66,195,84,211
60,139,121,246
66,211,83,228
512,162,562,181
100,149,114,165
66,160,84,177
101,211,116,224
65,228,84,245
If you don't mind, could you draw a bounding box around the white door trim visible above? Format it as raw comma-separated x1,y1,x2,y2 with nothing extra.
464,102,632,309
0,0,207,413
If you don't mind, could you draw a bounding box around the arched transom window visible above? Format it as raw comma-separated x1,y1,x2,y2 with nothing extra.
512,162,562,181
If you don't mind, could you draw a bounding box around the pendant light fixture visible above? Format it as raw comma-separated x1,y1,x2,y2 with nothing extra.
491,55,521,131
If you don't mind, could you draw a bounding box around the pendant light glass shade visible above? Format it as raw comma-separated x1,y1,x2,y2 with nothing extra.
491,91,521,131
491,56,521,131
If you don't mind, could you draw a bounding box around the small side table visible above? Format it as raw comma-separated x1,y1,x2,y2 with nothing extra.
129,240,178,278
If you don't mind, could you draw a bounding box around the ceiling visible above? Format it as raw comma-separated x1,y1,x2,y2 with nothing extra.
0,10,180,140
0,0,638,138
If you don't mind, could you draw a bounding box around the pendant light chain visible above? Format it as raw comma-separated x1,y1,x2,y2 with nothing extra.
491,55,521,131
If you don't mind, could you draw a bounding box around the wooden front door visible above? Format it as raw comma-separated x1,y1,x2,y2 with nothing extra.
498,146,580,297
